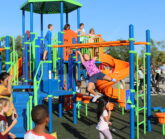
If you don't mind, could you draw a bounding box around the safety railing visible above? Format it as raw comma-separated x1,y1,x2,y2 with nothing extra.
7,36,19,85
33,60,52,106
7,51,19,85
80,35,102,61
26,96,33,130
52,33,59,78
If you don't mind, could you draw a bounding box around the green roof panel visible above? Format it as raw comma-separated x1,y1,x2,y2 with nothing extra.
21,0,82,14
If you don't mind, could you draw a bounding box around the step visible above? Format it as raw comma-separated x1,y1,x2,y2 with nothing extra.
138,94,145,97
12,85,34,89
138,121,145,126
160,109,165,112
13,92,31,104
137,107,146,112
152,107,162,112
51,90,74,96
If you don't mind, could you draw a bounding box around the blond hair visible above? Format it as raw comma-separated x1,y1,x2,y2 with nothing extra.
0,98,9,112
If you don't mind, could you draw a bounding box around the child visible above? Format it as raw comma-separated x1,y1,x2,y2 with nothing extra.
0,98,17,139
138,66,144,91
43,24,54,60
96,97,113,139
76,80,82,93
24,104,55,139
77,51,116,102
76,23,86,35
88,28,100,43
64,24,70,30
0,72,17,125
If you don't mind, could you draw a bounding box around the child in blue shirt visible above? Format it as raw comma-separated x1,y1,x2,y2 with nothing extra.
43,24,54,60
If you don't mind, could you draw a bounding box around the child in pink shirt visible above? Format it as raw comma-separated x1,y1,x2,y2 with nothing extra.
77,51,116,102
96,96,113,139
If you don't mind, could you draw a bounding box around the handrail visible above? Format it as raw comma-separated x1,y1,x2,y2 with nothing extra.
33,60,51,106
24,33,39,79
52,33,59,78
7,51,19,85
6,36,19,85
53,41,148,48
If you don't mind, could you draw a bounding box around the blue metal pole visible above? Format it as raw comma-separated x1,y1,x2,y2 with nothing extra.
35,39,40,73
22,10,26,83
129,24,135,139
77,8,81,81
72,39,77,124
77,8,80,41
41,13,44,38
30,3,33,33
47,30,52,70
59,96,63,118
22,10,25,35
29,2,33,83
146,30,152,132
66,13,69,24
58,1,64,118
5,36,10,71
25,35,29,84
60,2,64,32
60,1,64,88
48,96,53,133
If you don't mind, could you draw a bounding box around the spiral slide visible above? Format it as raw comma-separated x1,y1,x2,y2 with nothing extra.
96,54,129,107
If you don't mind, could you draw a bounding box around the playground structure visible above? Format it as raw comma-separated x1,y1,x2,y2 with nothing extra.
1,0,165,139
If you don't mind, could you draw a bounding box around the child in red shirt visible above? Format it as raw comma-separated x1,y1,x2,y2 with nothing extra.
0,98,17,139
24,105,56,139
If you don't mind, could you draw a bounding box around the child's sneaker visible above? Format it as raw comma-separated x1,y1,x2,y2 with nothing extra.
111,78,117,82
90,94,95,97
92,95,101,102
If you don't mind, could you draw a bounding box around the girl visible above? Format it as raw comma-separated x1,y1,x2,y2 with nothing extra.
96,97,113,139
0,98,17,139
0,72,17,125
77,51,116,102
64,24,70,30
88,28,100,43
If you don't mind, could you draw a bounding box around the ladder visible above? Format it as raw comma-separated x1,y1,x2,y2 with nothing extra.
135,52,147,139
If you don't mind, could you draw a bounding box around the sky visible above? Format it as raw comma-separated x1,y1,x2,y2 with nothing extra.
0,0,165,52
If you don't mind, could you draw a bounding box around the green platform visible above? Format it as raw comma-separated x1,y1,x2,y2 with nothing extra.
21,0,82,14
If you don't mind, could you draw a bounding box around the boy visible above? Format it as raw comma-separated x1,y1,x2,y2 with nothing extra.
43,24,54,60
76,23,86,43
24,105,55,139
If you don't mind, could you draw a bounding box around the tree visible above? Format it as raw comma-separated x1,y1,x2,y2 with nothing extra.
15,36,22,57
139,39,165,66
0,36,22,69
105,45,129,62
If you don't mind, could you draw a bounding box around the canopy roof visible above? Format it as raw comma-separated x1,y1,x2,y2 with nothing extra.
20,0,82,14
